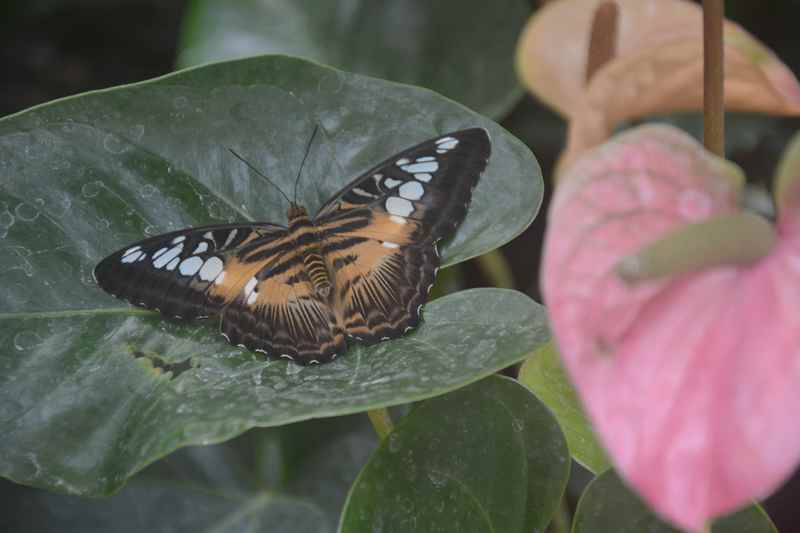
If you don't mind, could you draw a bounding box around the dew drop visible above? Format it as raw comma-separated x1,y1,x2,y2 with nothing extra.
140,184,157,198
103,133,127,154
15,202,40,222
81,180,103,198
14,330,43,351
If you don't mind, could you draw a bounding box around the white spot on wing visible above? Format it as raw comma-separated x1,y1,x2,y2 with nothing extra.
247,290,258,305
121,250,144,264
244,276,257,296
399,181,424,200
352,187,375,198
198,256,224,282
171,235,186,244
215,270,226,285
385,197,414,217
435,136,457,145
395,158,411,166
193,242,209,254
152,247,168,259
416,156,436,162
122,245,141,257
203,231,214,240
401,161,438,173
178,256,203,276
165,256,180,271
384,178,403,188
390,215,407,225
415,173,432,182
153,244,183,268
223,228,238,248
382,241,400,249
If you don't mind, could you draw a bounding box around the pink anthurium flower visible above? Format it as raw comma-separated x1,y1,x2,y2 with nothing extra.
541,124,800,531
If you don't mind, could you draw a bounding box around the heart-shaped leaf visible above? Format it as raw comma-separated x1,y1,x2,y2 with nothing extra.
178,0,530,118
573,470,777,533
542,124,800,530
339,375,570,533
2,415,377,533
0,55,545,496
519,341,610,474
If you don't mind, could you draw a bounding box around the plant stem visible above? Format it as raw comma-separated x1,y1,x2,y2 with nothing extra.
703,0,725,156
585,1,619,84
550,497,572,533
367,408,394,440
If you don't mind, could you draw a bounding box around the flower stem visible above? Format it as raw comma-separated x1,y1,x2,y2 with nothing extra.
703,0,725,156
367,408,394,440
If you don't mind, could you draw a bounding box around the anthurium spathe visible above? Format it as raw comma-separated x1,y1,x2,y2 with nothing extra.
541,124,800,531
516,0,800,174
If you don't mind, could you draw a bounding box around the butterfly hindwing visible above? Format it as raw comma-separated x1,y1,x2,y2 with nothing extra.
93,223,289,320
219,252,346,364
315,128,491,343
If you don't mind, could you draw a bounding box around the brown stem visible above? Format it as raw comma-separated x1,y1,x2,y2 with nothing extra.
703,0,725,156
585,1,619,85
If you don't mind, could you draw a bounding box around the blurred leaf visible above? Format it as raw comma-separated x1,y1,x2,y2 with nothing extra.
178,0,529,118
1,415,377,533
573,470,778,533
519,342,610,474
339,375,570,533
0,55,545,496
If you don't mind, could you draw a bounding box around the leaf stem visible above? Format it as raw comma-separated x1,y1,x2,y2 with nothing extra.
703,0,725,156
550,497,572,533
367,408,394,440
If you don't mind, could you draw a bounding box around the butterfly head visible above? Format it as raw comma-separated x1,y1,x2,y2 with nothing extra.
287,203,310,224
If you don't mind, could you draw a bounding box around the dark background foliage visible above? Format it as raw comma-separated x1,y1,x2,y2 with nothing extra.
2,0,800,530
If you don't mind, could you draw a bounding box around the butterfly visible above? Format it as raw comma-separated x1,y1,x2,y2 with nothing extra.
94,128,491,364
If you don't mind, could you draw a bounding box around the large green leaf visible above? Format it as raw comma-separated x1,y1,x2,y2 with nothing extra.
177,0,529,118
1,415,377,533
339,375,570,533
519,342,610,474
0,55,544,496
573,470,777,533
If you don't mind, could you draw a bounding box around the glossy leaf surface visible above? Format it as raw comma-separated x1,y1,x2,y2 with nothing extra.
519,342,610,474
339,376,570,533
0,55,545,495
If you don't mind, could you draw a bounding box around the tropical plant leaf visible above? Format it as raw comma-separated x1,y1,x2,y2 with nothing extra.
177,0,529,118
573,470,778,533
0,55,544,496
1,415,376,533
339,375,570,533
519,341,610,474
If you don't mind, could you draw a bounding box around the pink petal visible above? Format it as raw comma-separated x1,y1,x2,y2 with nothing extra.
542,125,800,531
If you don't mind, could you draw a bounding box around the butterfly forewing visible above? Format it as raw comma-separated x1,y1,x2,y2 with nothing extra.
94,223,289,320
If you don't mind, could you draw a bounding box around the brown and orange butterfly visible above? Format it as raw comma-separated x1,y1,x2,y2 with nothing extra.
94,128,490,364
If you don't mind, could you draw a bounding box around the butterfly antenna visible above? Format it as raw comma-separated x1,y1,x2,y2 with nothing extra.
227,148,292,206
293,125,320,204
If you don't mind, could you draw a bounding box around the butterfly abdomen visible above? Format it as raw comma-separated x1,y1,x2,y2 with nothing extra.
288,203,333,299
303,250,332,298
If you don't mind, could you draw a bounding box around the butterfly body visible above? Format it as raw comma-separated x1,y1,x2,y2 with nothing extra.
95,129,491,364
